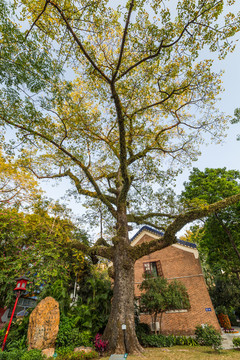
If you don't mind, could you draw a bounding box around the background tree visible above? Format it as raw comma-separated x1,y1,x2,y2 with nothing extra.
231,108,240,141
181,167,240,278
1,0,240,353
0,200,89,308
139,276,190,334
181,167,240,320
0,149,42,208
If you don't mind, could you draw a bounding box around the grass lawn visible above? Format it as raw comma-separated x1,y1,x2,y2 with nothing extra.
101,346,240,360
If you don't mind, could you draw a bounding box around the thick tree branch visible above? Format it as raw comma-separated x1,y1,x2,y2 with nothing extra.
132,193,240,260
67,170,117,206
111,84,130,201
112,0,135,81
162,193,240,246
127,212,177,223
69,240,114,261
1,116,117,216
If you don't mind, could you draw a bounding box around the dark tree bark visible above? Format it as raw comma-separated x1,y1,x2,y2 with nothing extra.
103,244,143,353
103,204,143,353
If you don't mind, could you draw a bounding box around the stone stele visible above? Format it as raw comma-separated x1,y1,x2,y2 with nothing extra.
27,296,60,350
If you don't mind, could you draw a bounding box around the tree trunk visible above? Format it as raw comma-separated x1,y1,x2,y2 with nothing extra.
103,245,143,354
103,205,143,354
159,312,163,334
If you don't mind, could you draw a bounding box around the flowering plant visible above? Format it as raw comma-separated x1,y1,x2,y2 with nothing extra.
217,313,231,330
224,328,239,334
94,333,108,354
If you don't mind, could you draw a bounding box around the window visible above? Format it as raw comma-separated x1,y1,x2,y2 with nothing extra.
143,261,163,277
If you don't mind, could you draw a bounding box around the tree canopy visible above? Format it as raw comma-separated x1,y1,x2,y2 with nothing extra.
139,276,190,333
181,167,240,275
0,200,89,308
0,149,42,208
181,167,240,318
1,0,240,353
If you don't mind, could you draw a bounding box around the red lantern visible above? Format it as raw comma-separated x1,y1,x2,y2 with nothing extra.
14,276,29,292
1,276,29,351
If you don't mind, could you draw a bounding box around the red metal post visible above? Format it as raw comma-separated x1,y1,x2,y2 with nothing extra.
1,291,21,351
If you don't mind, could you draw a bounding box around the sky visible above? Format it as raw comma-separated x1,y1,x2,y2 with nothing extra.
26,1,240,238
176,45,240,194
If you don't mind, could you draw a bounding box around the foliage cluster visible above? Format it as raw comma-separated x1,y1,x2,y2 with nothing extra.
139,276,190,333
56,315,92,348
0,349,44,360
0,315,30,352
195,324,222,350
136,323,221,350
0,349,98,360
232,337,240,349
181,168,240,323
51,350,98,360
135,322,151,339
0,202,89,308
139,333,198,348
93,334,108,354
55,265,112,348
0,149,42,208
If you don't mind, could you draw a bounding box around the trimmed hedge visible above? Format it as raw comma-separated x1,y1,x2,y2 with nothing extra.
139,334,198,347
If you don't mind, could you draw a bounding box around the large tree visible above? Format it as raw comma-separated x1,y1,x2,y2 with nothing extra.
181,167,240,318
0,149,42,207
1,0,240,353
0,200,89,308
181,167,240,277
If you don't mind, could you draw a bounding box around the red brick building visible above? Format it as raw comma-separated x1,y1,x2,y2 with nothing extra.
132,226,221,335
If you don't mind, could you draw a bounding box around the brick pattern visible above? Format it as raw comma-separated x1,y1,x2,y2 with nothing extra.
134,232,221,335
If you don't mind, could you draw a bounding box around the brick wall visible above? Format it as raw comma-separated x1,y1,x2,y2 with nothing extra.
134,232,221,335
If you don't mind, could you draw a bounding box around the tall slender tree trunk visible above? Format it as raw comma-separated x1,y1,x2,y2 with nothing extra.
103,205,143,354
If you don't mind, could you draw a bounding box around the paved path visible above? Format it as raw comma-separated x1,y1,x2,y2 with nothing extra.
221,327,240,350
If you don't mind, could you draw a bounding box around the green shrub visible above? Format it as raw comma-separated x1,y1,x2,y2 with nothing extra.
56,350,98,360
55,347,75,356
0,329,6,343
228,309,238,327
195,324,222,350
141,334,174,347
0,350,25,360
0,350,7,360
56,315,92,348
56,315,74,347
174,335,198,346
21,349,45,360
5,335,27,351
4,316,30,352
56,320,92,348
233,337,240,348
135,322,151,340
139,333,198,348
0,349,45,360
